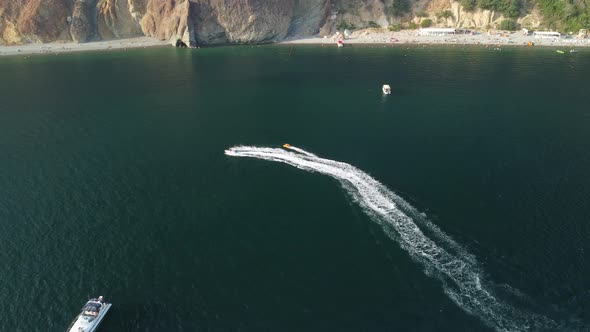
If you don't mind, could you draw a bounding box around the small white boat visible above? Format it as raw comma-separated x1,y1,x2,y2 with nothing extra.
66,296,111,332
570,49,578,53
337,40,344,48
382,84,391,95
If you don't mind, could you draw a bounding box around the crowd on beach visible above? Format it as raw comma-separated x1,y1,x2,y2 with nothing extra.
283,28,590,48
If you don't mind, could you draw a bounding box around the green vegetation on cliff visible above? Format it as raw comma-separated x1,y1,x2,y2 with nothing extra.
466,0,589,32
477,0,523,18
500,19,519,30
436,10,454,19
388,23,403,31
536,0,590,31
386,0,588,32
421,19,433,27
391,0,411,16
461,0,478,11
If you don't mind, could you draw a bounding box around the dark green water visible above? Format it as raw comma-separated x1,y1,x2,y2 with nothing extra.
1,45,589,331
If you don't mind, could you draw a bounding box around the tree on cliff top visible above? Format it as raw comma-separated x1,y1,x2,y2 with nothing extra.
391,0,411,16
461,0,477,11
500,19,518,30
421,19,433,27
536,0,590,31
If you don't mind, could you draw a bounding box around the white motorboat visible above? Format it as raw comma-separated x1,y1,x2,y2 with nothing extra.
66,296,111,332
382,84,391,95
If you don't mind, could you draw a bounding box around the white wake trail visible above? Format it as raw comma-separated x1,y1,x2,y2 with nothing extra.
225,146,555,332
286,146,317,157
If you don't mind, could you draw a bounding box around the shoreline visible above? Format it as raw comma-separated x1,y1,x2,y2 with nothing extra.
281,29,590,48
1,30,588,57
0,37,168,57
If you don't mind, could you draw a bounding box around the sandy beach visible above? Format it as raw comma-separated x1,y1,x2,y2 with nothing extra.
282,29,590,49
0,37,168,57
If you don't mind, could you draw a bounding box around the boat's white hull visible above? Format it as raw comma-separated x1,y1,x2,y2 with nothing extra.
382,84,391,95
66,303,111,332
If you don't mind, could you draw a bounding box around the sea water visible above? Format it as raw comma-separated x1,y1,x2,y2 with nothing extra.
0,45,589,331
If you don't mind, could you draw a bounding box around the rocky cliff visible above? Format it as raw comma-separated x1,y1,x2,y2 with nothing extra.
412,0,543,31
0,0,551,46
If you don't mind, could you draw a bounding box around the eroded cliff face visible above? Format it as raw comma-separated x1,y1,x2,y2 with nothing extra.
1,0,73,44
412,0,542,29
0,0,334,45
180,0,330,45
98,0,144,40
0,0,544,46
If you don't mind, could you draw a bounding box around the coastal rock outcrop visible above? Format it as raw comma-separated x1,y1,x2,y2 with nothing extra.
1,20,24,45
140,0,193,44
411,0,504,29
6,0,72,43
190,1,228,44
138,0,331,45
71,0,98,43
97,0,144,39
410,0,544,30
0,0,564,46
516,10,543,29
328,0,392,32
288,0,330,36
208,0,295,43
1,0,387,45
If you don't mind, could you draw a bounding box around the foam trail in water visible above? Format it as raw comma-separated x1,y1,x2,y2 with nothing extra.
286,146,317,157
225,146,555,332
